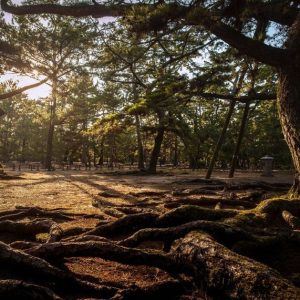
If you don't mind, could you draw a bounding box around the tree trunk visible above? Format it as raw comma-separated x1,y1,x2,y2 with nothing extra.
135,115,145,170
173,135,178,167
172,231,300,299
278,66,300,194
45,78,57,171
188,154,200,170
148,127,165,174
206,67,247,179
81,122,88,167
21,138,26,162
206,100,236,178
98,137,104,166
148,112,165,174
45,123,55,171
228,101,250,178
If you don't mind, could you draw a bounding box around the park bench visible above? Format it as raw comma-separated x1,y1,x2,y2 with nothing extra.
11,161,21,171
60,163,71,170
28,162,41,171
73,162,83,170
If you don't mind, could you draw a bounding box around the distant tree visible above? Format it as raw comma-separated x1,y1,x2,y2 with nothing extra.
10,13,98,169
7,1,300,192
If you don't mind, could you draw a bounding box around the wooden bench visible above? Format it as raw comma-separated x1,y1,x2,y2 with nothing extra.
28,162,41,171
60,163,71,170
11,161,21,171
73,162,83,170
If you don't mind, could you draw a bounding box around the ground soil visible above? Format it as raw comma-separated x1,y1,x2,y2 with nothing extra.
0,169,293,213
0,168,297,299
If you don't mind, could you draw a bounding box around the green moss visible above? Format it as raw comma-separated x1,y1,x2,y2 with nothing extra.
157,205,238,227
254,198,300,214
36,232,49,243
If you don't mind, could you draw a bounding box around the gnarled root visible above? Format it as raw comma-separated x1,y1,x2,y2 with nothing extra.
0,279,62,300
1,187,300,299
171,231,300,299
282,210,300,229
86,212,158,237
119,220,254,250
26,241,177,274
156,205,237,227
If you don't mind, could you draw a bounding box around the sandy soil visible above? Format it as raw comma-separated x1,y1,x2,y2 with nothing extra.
0,169,294,214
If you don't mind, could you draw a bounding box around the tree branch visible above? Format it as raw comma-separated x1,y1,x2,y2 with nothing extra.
0,40,19,56
186,7,288,67
222,0,299,27
0,78,48,101
0,0,127,17
0,0,290,67
196,92,277,103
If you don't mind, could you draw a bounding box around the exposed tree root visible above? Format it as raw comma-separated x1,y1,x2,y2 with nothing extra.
0,242,118,298
112,280,189,300
0,174,21,180
0,218,54,236
0,207,73,222
46,223,63,243
164,197,255,209
86,212,158,237
26,241,176,274
66,234,110,243
60,226,91,239
171,231,300,299
119,220,255,250
0,279,62,300
116,207,146,215
174,178,224,185
156,205,237,227
256,198,300,215
128,190,167,197
0,241,67,281
102,207,125,218
282,210,300,229
1,182,300,299
14,206,105,219
10,240,41,250
225,181,290,191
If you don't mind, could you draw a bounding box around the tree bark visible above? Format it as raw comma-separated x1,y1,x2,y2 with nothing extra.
147,112,165,174
228,101,251,178
278,66,300,194
81,121,88,167
135,115,145,170
206,100,236,178
173,135,178,167
98,137,104,166
45,124,55,171
147,127,164,173
206,66,247,179
172,231,300,299
45,77,58,171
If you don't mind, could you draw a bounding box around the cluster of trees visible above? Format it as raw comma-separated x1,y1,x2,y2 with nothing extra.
0,1,296,178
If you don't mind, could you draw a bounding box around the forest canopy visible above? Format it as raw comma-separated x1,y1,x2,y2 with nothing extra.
0,0,293,177
1,2,300,300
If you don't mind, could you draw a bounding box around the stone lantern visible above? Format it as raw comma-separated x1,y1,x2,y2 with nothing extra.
260,155,274,176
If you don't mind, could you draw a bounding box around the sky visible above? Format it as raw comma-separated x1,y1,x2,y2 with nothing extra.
2,2,281,100
2,1,114,100
0,74,51,99
3,1,50,99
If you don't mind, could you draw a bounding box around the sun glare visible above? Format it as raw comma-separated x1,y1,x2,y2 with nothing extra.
0,74,50,99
